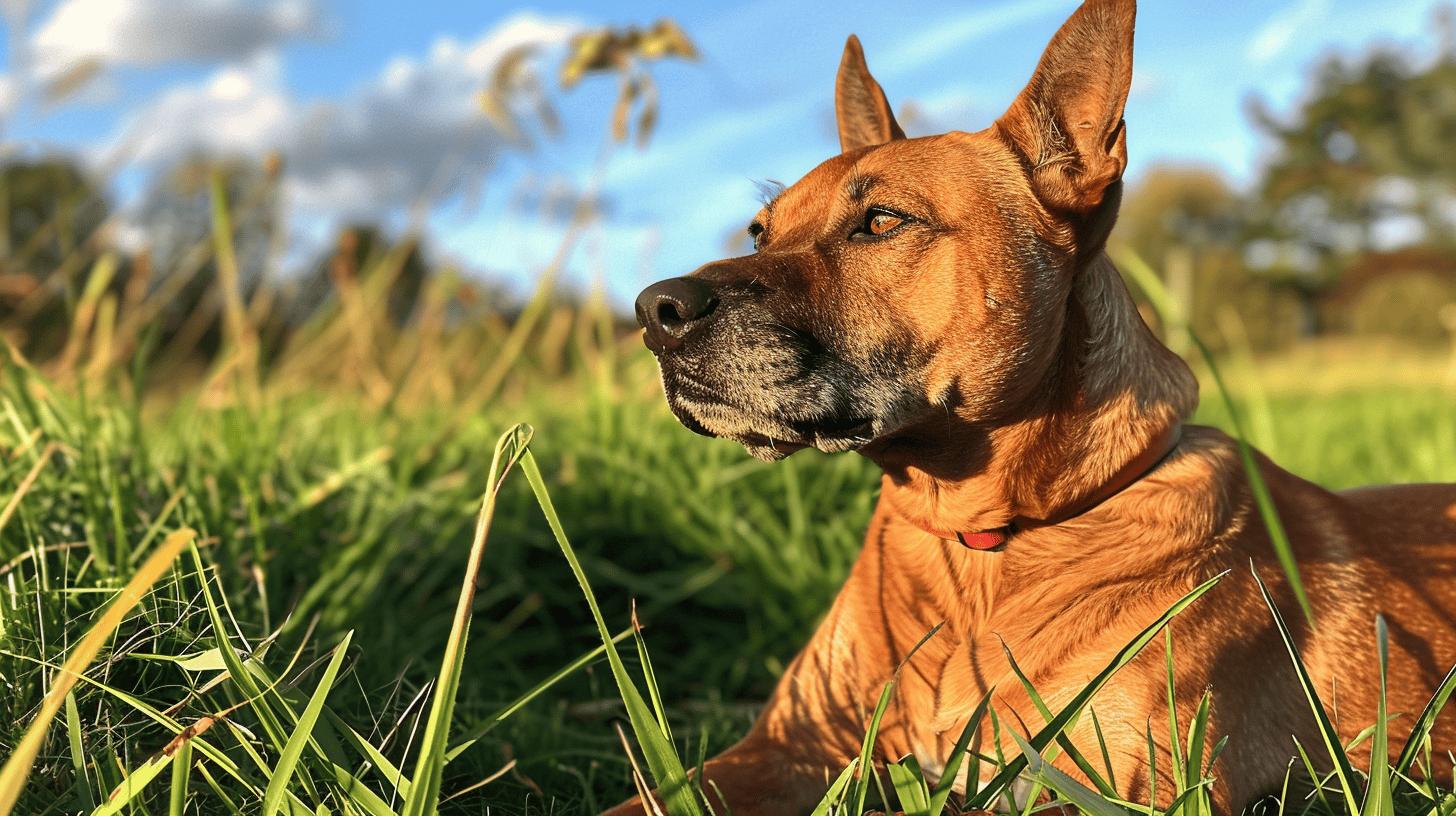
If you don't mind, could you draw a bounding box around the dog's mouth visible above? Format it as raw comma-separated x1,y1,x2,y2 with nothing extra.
740,415,875,450
787,415,875,444
666,394,875,460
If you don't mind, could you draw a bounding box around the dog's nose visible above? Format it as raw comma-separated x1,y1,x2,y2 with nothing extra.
635,277,719,353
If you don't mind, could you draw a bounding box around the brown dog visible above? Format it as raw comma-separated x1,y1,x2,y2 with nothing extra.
618,0,1456,812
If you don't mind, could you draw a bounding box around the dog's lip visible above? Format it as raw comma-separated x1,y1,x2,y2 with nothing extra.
737,432,809,452
669,404,718,438
788,415,874,441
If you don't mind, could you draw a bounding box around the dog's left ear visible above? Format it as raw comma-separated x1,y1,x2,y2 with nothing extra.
836,35,905,153
995,0,1135,216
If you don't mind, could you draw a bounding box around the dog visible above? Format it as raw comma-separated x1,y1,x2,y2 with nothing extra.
614,0,1456,812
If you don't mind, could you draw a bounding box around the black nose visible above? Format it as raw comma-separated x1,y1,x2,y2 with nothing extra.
635,277,718,353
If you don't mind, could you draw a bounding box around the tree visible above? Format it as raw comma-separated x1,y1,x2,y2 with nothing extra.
1246,4,1456,335
0,158,108,282
0,158,111,357
1114,166,1301,351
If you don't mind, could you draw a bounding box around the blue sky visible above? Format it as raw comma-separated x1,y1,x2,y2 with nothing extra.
0,0,1444,305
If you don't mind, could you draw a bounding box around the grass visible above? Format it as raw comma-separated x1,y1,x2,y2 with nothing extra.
0,213,1453,813
2,338,1452,814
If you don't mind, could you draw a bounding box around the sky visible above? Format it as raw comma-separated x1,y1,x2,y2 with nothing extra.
0,0,1445,306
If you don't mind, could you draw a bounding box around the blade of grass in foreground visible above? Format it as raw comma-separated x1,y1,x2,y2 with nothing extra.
0,528,195,816
845,622,943,816
401,424,532,816
444,628,633,763
1010,731,1125,816
1393,660,1456,779
849,681,894,816
169,739,191,816
926,688,994,816
64,691,95,812
1359,616,1392,816
1114,246,1312,624
807,761,858,816
1252,567,1361,813
520,448,704,816
262,630,354,816
966,571,1225,810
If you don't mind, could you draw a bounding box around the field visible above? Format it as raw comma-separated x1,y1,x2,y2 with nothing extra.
0,246,1454,815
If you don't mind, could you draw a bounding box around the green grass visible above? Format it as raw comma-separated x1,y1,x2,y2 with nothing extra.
0,336,1451,813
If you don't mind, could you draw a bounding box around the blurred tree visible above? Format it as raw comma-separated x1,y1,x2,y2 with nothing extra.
0,158,110,356
1114,165,1302,352
0,158,108,286
1247,4,1456,337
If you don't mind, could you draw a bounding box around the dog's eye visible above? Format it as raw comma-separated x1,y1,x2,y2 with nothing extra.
747,222,765,251
851,208,906,241
868,211,903,235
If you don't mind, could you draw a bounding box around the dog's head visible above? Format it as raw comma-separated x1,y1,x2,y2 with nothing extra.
637,0,1138,462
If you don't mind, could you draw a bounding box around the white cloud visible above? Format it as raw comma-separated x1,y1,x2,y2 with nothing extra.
1247,0,1332,66
31,0,324,82
0,74,19,121
109,12,581,223
878,0,1078,77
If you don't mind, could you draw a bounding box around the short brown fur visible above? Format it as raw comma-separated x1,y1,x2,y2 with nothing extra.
616,1,1456,812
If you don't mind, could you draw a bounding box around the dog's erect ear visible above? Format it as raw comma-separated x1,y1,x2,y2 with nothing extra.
836,35,905,153
995,0,1135,215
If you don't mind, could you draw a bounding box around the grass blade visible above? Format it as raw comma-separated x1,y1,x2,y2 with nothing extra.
1165,630,1185,797
444,629,632,762
262,630,354,816
926,689,994,815
807,760,858,816
402,424,532,816
632,603,672,742
1360,616,1393,816
1114,247,1312,622
1010,731,1127,816
967,572,1224,810
92,751,179,816
1002,640,1118,798
850,682,895,816
885,756,930,816
1393,661,1456,777
0,528,194,816
849,622,943,816
65,691,96,812
169,739,191,816
1252,568,1362,812
1091,708,1117,793
1183,691,1213,816
520,448,704,816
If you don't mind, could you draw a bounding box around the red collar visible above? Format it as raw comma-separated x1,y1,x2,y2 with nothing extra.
912,424,1183,552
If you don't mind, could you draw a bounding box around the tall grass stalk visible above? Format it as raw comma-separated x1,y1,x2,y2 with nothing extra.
0,528,195,816
521,444,704,816
1114,246,1313,622
401,424,532,816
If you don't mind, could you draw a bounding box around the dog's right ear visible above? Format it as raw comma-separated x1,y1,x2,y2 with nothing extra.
995,0,1135,216
836,35,905,153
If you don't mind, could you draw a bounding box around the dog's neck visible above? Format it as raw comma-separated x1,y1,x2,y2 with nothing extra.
869,253,1199,535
